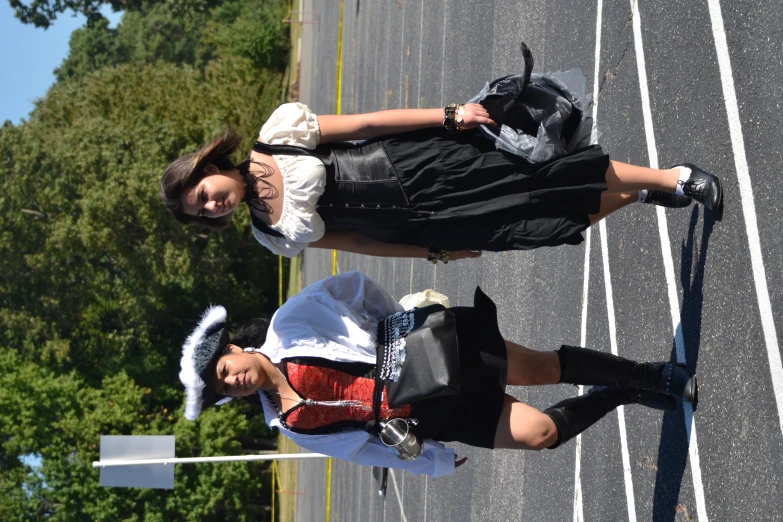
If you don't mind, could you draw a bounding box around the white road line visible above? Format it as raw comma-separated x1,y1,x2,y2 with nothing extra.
388,470,410,522
409,260,414,294
399,0,405,108
440,0,447,106
590,0,603,145
382,5,388,109
707,0,783,440
401,472,405,522
410,4,424,301
629,1,709,520
574,0,604,515
434,0,444,320
423,475,428,522
581,227,594,349
599,220,638,522
417,3,424,107
574,228,590,522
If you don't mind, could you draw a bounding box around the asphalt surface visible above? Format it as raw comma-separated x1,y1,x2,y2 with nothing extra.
290,1,783,521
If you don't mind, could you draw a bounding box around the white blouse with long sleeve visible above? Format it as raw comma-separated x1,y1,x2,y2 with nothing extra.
250,270,456,478
251,103,328,258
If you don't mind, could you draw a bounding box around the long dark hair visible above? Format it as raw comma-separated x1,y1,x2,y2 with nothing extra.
160,130,280,230
160,130,243,230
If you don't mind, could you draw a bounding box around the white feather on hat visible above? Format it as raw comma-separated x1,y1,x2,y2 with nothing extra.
179,305,227,420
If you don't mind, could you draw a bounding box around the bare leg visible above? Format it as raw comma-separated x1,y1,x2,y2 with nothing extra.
493,394,559,450
604,160,680,193
588,191,637,225
505,340,560,386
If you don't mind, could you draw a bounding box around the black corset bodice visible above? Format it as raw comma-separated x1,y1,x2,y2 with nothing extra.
250,140,410,241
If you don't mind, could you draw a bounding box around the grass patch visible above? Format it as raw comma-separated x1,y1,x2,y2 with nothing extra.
275,436,302,522
275,255,302,522
274,5,305,520
284,0,302,102
286,253,303,299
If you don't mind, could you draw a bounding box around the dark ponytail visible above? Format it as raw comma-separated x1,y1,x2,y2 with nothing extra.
229,317,271,349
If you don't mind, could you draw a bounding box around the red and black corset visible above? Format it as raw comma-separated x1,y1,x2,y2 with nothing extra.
278,357,411,435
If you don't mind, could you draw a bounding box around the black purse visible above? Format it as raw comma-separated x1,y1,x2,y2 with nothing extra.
374,305,461,409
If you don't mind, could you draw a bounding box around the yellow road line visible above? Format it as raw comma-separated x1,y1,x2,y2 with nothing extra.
325,457,333,522
335,0,344,115
331,0,344,280
331,0,345,281
326,3,344,521
278,255,283,307
270,460,277,522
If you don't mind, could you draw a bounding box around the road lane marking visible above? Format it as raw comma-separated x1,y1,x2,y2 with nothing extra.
389,470,410,522
574,227,590,522
574,0,605,517
629,1,709,520
707,0,783,443
599,220,638,522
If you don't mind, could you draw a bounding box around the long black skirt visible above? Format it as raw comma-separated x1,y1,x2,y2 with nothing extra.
367,129,609,251
410,286,508,449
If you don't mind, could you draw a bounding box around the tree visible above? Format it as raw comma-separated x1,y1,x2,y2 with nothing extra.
54,16,127,82
8,0,133,29
7,0,225,29
206,0,289,71
1,57,284,385
0,351,274,521
2,3,288,518
52,0,289,83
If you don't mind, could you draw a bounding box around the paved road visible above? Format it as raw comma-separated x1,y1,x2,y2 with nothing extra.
292,1,783,521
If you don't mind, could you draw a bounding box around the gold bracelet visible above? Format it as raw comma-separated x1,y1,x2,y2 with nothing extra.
443,104,458,132
455,104,466,130
426,248,450,264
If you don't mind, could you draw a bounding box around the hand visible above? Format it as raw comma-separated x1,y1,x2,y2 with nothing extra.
454,454,468,468
456,103,496,130
449,250,482,261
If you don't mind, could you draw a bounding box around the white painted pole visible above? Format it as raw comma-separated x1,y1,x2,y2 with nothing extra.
93,453,329,468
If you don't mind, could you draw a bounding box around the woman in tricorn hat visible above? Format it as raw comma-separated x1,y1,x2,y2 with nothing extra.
178,271,697,477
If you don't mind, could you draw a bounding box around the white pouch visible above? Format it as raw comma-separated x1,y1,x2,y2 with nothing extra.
398,289,451,310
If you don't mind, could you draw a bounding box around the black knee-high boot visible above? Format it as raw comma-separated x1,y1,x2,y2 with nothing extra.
556,345,698,408
543,387,676,449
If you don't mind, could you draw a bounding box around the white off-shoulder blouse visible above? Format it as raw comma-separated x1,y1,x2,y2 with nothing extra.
251,103,328,257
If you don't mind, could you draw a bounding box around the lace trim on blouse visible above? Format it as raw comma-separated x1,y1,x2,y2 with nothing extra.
252,102,328,257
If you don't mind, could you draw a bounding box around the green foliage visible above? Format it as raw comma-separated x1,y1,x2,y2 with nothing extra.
2,59,283,386
206,0,289,71
6,0,217,29
55,17,126,82
51,0,289,83
0,352,273,521
2,1,289,519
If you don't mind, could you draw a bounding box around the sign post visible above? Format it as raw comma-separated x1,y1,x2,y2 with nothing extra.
95,435,328,489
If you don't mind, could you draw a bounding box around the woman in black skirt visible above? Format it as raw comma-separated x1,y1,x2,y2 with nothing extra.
160,45,723,262
178,271,697,477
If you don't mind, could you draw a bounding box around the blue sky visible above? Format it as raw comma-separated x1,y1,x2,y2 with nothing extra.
0,3,122,124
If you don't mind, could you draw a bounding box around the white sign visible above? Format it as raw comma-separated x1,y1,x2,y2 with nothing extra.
99,435,175,489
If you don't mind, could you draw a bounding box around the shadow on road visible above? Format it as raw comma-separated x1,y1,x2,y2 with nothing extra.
651,206,717,521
